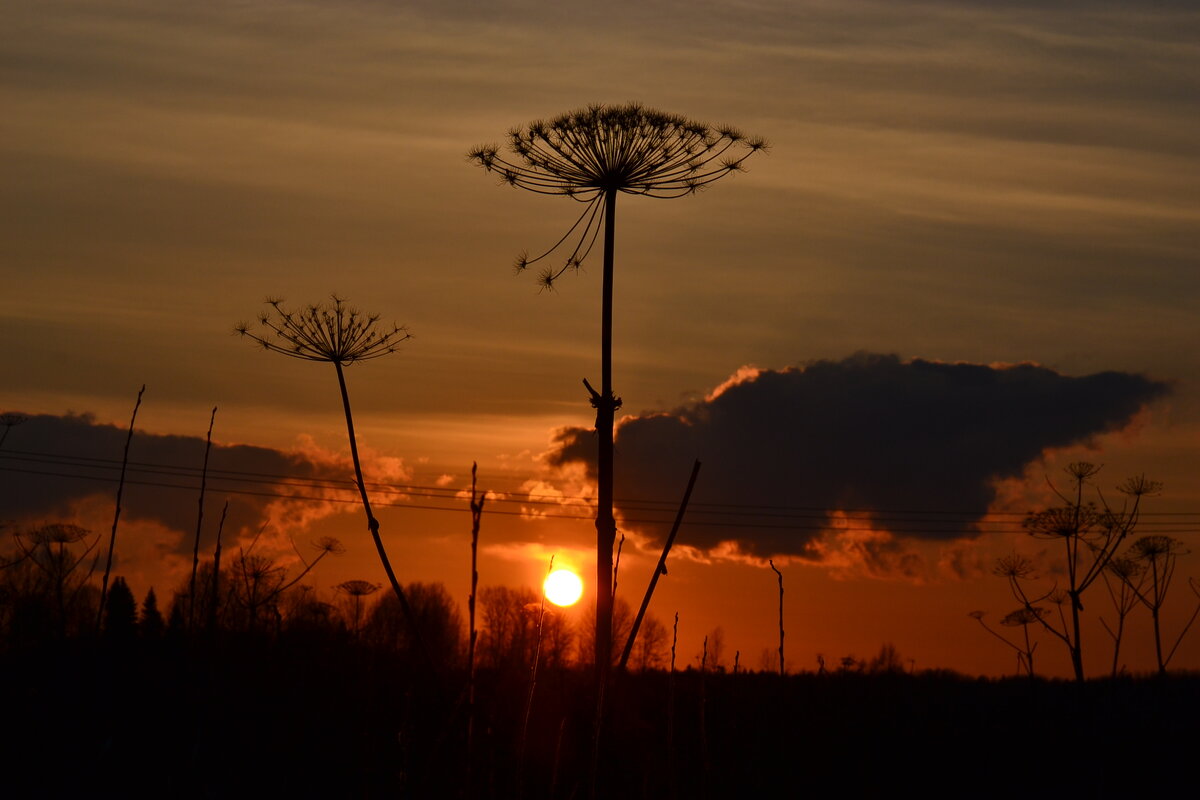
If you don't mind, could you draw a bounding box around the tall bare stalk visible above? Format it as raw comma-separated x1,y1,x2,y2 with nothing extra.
619,460,701,671
189,406,216,630
97,384,144,631
667,610,679,800
699,633,710,778
769,559,785,676
518,555,555,798
466,462,485,788
208,499,228,634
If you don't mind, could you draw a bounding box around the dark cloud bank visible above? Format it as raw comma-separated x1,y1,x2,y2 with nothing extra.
547,354,1169,558
0,412,359,553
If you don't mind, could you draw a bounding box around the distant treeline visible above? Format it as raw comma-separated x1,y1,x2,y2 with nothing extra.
3,520,1198,798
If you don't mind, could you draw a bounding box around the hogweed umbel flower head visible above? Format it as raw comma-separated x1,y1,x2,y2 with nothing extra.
236,296,410,366
469,102,766,289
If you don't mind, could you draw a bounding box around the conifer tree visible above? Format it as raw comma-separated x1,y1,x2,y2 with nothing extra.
140,588,164,640
103,577,137,641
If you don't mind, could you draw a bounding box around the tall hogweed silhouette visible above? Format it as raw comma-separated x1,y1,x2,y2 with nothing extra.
236,297,420,629
469,103,765,682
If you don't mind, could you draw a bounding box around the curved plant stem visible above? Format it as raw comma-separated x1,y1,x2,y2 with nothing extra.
97,384,144,632
333,362,418,632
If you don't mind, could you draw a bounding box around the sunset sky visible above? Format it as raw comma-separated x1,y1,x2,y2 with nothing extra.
3,0,1199,677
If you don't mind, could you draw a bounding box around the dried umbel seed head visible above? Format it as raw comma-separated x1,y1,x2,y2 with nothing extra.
1106,556,1143,580
336,580,381,598
314,536,345,556
236,296,410,367
28,523,91,545
1066,462,1103,482
1117,474,1163,497
1129,535,1183,561
1001,607,1046,627
471,103,765,199
469,103,766,289
1023,504,1100,538
992,553,1036,579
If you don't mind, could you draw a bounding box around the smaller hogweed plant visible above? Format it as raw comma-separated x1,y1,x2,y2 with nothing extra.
236,296,418,628
991,463,1160,681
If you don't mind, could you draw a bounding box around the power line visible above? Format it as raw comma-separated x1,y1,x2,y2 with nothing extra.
3,451,1198,536
4,448,1195,518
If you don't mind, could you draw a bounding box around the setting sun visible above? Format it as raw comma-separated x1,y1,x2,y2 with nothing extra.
543,568,584,607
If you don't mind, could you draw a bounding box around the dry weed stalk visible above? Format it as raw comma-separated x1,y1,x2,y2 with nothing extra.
208,499,228,634
518,555,556,797
466,462,486,787
97,384,144,631
189,406,217,630
619,459,701,672
769,558,785,676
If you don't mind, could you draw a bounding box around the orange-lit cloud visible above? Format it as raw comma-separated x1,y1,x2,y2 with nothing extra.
0,412,409,565
544,354,1169,565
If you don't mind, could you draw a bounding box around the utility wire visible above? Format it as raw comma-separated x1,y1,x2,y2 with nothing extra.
4,448,1195,518
3,451,1199,536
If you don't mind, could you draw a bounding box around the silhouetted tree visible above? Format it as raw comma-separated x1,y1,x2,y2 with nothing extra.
478,585,573,671
104,576,137,642
707,626,727,672
367,581,463,666
866,642,906,675
630,614,668,671
470,104,765,685
578,596,632,668
280,584,341,637
140,588,164,640
166,594,186,640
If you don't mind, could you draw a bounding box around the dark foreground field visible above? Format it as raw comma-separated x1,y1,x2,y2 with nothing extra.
5,635,1197,799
